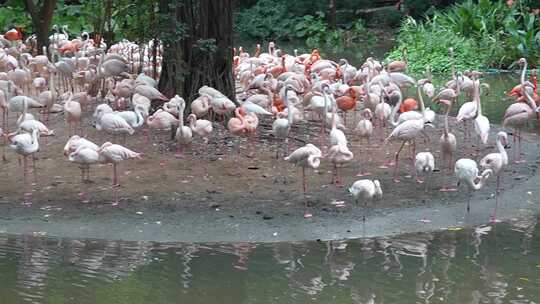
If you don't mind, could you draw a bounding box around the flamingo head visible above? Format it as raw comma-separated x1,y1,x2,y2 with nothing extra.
497,131,509,147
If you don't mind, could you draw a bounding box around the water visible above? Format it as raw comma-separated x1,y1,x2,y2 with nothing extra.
0,218,539,303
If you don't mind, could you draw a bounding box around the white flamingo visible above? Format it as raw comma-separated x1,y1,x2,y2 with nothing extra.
454,158,492,214
284,143,322,218
175,99,192,158
9,128,39,203
272,85,295,157
349,179,382,222
414,151,434,187
479,131,509,222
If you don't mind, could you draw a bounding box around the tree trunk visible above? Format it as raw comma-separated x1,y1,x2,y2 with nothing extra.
23,0,57,55
158,0,235,110
328,0,337,29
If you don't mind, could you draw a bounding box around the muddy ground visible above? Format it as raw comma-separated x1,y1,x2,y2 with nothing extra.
1,106,540,242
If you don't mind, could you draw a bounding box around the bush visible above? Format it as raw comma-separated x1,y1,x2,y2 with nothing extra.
387,0,540,74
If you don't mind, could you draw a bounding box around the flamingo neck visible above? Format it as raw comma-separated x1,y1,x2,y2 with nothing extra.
444,104,451,136
389,91,402,127
496,136,508,166
285,89,293,125
520,60,527,87
416,85,426,118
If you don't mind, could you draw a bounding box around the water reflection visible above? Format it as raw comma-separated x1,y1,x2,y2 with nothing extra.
0,218,539,303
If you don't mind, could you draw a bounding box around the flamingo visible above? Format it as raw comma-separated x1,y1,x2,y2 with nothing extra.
63,93,82,136
191,94,211,118
95,109,134,141
63,135,99,156
8,128,39,204
414,152,434,189
327,87,347,147
98,142,142,205
68,145,103,203
328,143,354,186
502,58,537,163
187,114,213,145
272,85,294,157
436,98,457,192
355,108,373,176
228,107,248,156
473,79,490,147
479,131,509,222
284,143,322,218
349,179,382,222
454,158,492,214
387,47,407,72
175,100,192,158
386,88,432,182
456,71,478,141
335,88,357,126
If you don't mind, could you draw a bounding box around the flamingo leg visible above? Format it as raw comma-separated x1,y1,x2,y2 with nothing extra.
393,141,407,183
175,143,184,158
491,174,501,223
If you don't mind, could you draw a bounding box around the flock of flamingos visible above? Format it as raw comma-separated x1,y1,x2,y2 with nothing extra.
0,28,539,221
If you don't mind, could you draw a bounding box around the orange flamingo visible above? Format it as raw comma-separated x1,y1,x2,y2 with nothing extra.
335,88,357,126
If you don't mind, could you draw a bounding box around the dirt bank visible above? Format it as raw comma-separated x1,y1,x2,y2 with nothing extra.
0,108,539,242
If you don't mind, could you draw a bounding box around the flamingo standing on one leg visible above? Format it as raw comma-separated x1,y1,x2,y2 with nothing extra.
227,107,248,158
98,142,142,206
437,98,457,192
479,131,509,222
284,143,322,218
355,108,373,176
349,179,382,222
272,85,295,158
64,92,82,137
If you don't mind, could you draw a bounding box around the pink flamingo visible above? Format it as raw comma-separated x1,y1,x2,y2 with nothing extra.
64,93,82,136
227,107,248,156
98,142,142,205
502,58,536,163
284,143,322,218
187,113,213,149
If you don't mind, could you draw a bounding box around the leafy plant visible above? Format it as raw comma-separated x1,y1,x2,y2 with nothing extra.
388,0,540,74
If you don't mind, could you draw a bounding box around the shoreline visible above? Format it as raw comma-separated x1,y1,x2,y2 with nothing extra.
0,118,539,243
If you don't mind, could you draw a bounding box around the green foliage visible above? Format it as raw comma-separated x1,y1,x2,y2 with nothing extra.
0,0,31,31
388,0,540,74
235,0,298,40
387,17,486,74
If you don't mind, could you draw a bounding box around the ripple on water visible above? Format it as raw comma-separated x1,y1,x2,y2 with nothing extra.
0,218,538,303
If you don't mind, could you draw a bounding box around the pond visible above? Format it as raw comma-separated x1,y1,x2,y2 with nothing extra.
0,218,538,303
